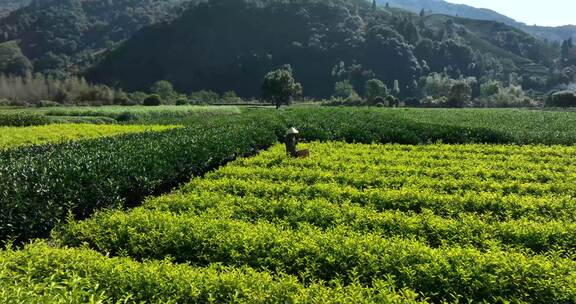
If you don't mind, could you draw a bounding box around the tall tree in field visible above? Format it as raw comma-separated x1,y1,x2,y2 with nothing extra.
150,80,176,103
448,81,472,108
262,65,303,109
392,79,401,97
365,78,388,104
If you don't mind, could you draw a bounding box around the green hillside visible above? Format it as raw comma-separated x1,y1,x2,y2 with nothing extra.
87,0,555,98
0,0,191,76
381,0,576,42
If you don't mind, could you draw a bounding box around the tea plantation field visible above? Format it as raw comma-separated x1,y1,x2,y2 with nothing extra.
3,107,576,303
0,124,177,149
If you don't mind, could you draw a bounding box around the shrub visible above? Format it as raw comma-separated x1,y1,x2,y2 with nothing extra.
190,90,220,104
222,91,243,103
374,96,386,107
143,94,162,106
547,91,576,107
37,100,61,108
175,98,189,106
0,112,50,127
333,80,356,99
365,79,388,104
129,91,148,104
150,80,177,103
448,81,472,108
116,112,140,122
113,91,130,105
420,96,448,108
475,84,537,108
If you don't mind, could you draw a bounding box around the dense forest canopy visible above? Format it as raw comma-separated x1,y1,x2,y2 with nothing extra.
86,0,559,99
0,0,28,17
0,0,192,77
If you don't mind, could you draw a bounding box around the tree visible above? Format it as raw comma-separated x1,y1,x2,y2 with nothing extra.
150,80,176,103
262,65,302,109
448,81,472,108
392,79,401,97
334,80,356,98
548,91,576,107
365,78,388,104
143,94,162,106
480,80,502,98
222,91,242,103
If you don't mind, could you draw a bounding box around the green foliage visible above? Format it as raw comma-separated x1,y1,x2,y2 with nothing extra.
280,107,576,145
480,79,503,97
262,65,303,108
0,124,176,150
281,108,511,144
221,91,243,103
0,41,31,76
143,94,162,106
0,73,125,106
547,91,576,107
56,142,576,303
128,91,148,104
0,113,282,242
392,79,401,96
0,0,190,76
175,98,189,106
0,242,423,303
0,112,48,126
476,83,537,108
448,80,472,107
0,0,27,17
365,78,389,104
82,0,557,99
189,90,220,104
41,105,242,123
150,80,177,103
419,73,479,107
333,80,356,99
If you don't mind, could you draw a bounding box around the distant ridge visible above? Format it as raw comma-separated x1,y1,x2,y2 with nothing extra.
378,0,576,42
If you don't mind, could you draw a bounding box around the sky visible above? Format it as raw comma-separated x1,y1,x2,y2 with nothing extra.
445,0,575,27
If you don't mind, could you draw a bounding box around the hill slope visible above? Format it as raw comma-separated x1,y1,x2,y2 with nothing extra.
0,0,191,76
87,0,552,98
381,0,576,42
0,0,28,17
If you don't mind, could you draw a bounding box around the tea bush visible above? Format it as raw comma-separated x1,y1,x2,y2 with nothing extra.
0,114,282,242
0,112,49,126
56,142,576,303
0,242,423,303
0,124,177,149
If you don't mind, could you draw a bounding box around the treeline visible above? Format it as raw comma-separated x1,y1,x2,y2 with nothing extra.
0,73,122,106
321,72,563,108
0,74,254,107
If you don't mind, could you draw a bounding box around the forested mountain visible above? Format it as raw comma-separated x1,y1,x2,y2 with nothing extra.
0,0,28,17
380,0,576,42
0,0,191,77
87,0,555,98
